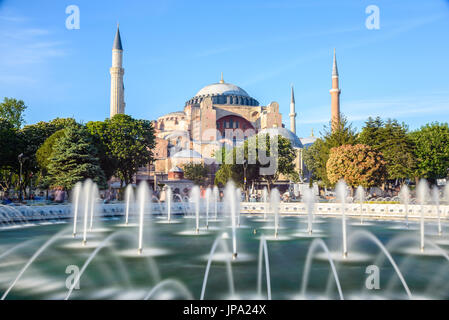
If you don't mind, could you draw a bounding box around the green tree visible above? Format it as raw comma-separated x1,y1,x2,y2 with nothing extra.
326,144,387,188
410,122,449,181
87,114,156,185
214,134,298,192
182,163,210,186
358,116,384,147
214,164,240,187
47,125,106,190
0,97,27,129
359,117,415,181
17,118,77,196
303,116,358,186
36,129,66,189
0,119,20,194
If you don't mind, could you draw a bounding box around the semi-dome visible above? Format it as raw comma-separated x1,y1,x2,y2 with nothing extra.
258,127,304,149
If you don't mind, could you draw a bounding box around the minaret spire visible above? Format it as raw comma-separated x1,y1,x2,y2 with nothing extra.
330,48,341,132
110,25,125,118
332,48,338,77
289,85,297,134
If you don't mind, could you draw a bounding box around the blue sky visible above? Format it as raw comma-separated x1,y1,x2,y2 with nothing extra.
0,0,448,138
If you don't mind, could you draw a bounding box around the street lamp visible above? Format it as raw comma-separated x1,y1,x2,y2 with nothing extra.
18,153,24,202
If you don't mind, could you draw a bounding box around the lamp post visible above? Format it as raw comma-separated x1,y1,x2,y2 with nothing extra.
18,153,24,202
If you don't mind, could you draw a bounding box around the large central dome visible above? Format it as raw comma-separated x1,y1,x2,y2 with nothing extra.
195,82,250,98
185,75,259,107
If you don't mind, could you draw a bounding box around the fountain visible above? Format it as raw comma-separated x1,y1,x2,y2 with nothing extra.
82,180,92,246
89,184,99,231
166,186,172,223
137,182,151,255
191,186,201,234
431,186,442,236
270,189,280,239
213,186,219,220
303,187,314,234
235,188,241,227
336,180,348,258
124,184,134,225
262,188,268,221
225,182,238,260
417,179,429,252
71,182,82,237
355,186,365,225
3,177,449,300
399,185,410,228
205,188,210,229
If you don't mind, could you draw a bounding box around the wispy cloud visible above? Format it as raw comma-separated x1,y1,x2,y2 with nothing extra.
241,14,447,87
0,16,66,68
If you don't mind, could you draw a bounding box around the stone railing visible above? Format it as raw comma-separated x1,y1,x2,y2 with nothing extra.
239,202,449,220
2,202,449,225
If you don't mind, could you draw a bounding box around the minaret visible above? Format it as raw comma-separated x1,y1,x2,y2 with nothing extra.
110,25,125,118
330,48,341,132
289,85,297,134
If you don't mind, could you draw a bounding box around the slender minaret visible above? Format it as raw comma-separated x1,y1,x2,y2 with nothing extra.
110,25,125,118
289,85,297,134
330,48,341,132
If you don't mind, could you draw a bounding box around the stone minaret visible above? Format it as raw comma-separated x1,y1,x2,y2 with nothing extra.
289,85,296,134
110,25,125,118
330,49,341,132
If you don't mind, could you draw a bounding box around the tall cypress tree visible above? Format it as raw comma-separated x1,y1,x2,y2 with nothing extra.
47,125,106,190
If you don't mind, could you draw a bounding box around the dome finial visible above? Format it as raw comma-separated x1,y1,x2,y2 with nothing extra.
220,72,224,84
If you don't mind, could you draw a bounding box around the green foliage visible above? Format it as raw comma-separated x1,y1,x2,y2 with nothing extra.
36,129,66,188
0,97,27,129
326,144,387,188
410,122,449,180
47,125,106,190
0,119,20,192
17,118,78,191
303,116,357,186
214,164,240,187
182,163,209,186
214,134,298,191
359,117,415,180
87,114,156,184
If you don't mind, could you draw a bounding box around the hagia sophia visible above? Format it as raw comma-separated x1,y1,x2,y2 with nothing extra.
108,26,341,191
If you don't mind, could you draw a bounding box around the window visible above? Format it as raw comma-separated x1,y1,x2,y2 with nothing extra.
229,119,233,128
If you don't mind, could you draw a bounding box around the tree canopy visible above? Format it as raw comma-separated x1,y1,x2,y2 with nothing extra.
47,125,106,190
182,163,209,186
359,117,415,181
214,134,298,191
410,122,449,181
303,116,358,186
87,114,156,185
327,144,387,188
0,97,27,129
